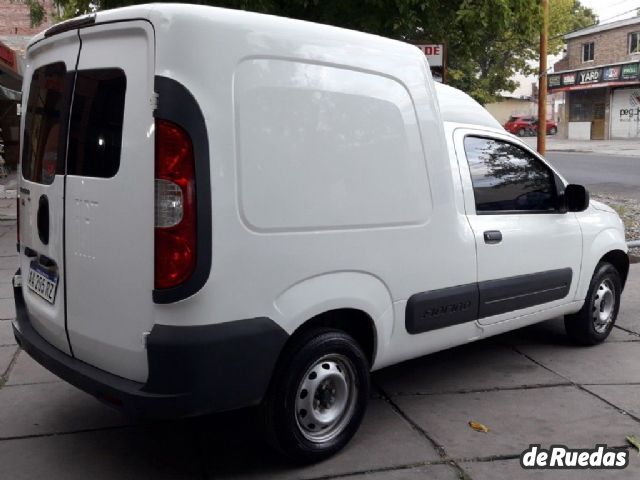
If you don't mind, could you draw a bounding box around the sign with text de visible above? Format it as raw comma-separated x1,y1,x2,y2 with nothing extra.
416,44,444,67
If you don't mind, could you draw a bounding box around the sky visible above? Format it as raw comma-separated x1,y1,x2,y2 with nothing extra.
508,0,639,97
580,0,639,25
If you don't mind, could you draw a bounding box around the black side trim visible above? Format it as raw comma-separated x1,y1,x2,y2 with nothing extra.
405,268,573,334
145,319,289,412
478,268,572,318
153,76,212,304
406,284,479,334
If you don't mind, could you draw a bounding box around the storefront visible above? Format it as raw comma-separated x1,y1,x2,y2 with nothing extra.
548,62,640,140
0,40,22,169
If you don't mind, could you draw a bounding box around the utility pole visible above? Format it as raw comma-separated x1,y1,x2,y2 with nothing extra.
537,0,549,155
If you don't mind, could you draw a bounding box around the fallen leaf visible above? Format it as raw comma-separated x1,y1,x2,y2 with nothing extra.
627,435,640,453
468,421,489,433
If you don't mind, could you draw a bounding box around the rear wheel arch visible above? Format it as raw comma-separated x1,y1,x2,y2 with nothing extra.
283,308,377,367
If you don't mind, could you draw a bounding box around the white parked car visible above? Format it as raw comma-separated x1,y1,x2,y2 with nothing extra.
13,4,629,462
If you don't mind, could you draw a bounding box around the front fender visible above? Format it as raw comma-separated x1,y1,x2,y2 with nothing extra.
273,271,394,368
575,227,628,301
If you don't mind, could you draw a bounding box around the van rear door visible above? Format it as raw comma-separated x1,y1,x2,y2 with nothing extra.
64,21,155,382
20,31,80,355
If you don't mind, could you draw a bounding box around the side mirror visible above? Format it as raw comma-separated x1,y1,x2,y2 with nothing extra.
564,184,590,212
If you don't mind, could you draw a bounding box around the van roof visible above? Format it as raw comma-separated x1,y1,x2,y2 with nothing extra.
32,3,419,57
434,83,502,130
33,4,501,132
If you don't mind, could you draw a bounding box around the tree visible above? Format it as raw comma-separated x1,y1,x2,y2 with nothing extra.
26,0,596,104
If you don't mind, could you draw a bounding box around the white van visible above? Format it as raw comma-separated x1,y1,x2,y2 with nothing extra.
13,4,629,462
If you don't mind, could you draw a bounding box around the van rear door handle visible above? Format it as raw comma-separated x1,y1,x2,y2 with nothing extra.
483,230,502,244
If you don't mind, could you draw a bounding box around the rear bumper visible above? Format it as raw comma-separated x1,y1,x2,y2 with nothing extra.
12,279,289,418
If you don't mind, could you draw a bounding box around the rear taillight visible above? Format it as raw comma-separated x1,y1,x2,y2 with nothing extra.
154,119,196,290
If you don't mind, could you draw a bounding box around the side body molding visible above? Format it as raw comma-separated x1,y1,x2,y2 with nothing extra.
406,268,573,334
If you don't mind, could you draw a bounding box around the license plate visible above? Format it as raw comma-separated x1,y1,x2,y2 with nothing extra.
27,262,58,304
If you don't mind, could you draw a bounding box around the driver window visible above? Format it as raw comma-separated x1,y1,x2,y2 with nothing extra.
463,136,558,214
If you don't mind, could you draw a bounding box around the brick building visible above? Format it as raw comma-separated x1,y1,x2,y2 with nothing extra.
550,17,640,140
0,0,56,37
0,0,56,167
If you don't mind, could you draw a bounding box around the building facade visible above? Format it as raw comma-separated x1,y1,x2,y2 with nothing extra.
0,0,56,167
550,17,640,140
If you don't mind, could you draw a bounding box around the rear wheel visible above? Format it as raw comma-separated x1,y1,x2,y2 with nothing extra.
549,126,557,135
263,328,370,463
565,262,621,345
517,128,526,137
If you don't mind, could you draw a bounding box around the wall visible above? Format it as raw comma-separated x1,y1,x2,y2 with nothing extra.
484,98,536,125
610,87,640,139
0,0,56,36
564,22,640,70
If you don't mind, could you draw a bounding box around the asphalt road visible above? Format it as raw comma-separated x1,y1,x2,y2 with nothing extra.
546,152,640,199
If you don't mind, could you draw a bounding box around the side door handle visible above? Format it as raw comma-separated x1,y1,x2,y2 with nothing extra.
484,230,502,244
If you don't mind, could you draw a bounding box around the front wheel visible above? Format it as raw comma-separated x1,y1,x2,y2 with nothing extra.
262,328,370,463
565,262,621,345
549,126,557,135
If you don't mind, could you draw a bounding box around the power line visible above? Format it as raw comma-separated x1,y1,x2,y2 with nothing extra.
551,6,639,41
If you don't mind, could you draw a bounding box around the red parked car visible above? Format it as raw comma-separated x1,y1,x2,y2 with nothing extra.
504,115,557,136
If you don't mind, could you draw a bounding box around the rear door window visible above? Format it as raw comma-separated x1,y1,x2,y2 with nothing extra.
67,69,127,178
22,62,69,184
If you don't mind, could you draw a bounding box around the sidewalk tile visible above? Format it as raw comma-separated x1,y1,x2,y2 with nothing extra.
5,349,61,386
394,386,638,459
0,345,17,377
0,298,15,319
618,265,640,335
462,458,640,480
0,382,129,438
0,320,16,346
374,342,564,395
0,425,203,479
345,465,459,480
584,384,640,419
203,399,441,479
517,342,640,385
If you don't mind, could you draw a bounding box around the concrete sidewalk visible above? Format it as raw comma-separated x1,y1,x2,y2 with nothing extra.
522,137,640,157
0,221,639,478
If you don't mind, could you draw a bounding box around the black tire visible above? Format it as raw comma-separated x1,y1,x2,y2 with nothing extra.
549,126,557,135
565,262,622,345
517,128,526,137
262,328,370,463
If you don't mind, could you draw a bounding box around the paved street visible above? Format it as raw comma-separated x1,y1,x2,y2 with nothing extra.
545,152,640,200
1,219,640,479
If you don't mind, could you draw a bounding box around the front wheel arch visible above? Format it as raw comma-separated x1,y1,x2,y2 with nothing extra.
599,250,629,290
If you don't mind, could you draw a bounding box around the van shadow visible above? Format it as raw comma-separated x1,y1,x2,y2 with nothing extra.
78,317,575,478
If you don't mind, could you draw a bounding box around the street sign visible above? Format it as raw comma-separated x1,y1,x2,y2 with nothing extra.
414,43,446,83
415,44,444,67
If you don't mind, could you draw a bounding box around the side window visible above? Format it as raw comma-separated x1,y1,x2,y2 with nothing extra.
582,42,594,62
67,69,126,178
463,136,558,214
22,62,69,185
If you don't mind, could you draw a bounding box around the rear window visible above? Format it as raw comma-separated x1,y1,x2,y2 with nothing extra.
67,69,126,178
22,62,69,184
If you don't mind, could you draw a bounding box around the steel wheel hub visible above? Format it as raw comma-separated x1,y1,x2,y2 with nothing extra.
592,279,615,334
295,354,357,443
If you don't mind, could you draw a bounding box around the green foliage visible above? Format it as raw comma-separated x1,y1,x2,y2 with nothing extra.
25,0,46,27
24,0,597,104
